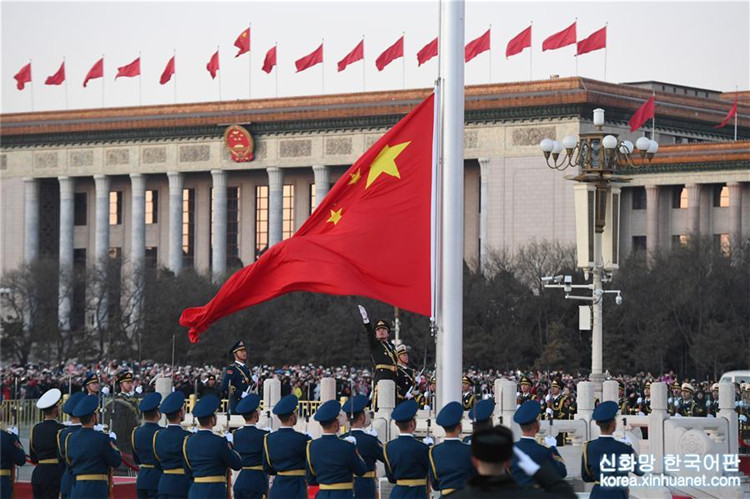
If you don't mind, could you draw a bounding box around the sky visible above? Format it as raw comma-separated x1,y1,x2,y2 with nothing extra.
1,1,749,114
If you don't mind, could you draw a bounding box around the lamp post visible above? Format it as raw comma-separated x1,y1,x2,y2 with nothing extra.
539,108,658,402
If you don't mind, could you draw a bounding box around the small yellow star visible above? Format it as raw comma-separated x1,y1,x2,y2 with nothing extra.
348,169,362,185
366,141,411,189
327,208,343,225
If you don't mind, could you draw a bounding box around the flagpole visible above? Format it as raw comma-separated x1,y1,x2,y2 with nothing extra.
29,58,35,111
138,51,142,106
102,54,105,109
734,85,738,142
217,45,222,102
402,31,406,90
174,49,178,105
651,91,656,141
574,17,578,77
274,42,279,98
488,24,492,84
362,35,366,92
64,57,69,110
604,22,608,82
529,21,533,81
321,38,325,94
248,23,252,99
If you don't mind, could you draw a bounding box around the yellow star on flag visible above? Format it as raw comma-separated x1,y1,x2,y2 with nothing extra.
365,141,411,189
348,169,362,185
327,208,343,225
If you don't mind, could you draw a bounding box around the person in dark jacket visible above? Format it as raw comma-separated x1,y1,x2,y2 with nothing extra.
30,388,66,499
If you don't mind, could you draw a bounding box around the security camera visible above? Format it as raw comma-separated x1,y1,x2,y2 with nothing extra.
563,275,572,294
615,293,623,306
541,276,554,283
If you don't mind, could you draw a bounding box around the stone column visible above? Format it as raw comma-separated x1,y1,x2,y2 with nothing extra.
320,378,336,402
728,182,743,244
478,158,490,272
686,183,701,235
167,172,184,274
576,381,595,423
267,167,284,247
211,170,227,281
718,382,739,456
129,174,146,336
58,177,75,332
23,178,40,264
648,382,668,473
312,164,330,209
645,185,659,254
93,175,110,330
263,378,282,430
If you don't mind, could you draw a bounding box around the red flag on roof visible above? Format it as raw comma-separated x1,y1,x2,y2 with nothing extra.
376,36,404,71
338,40,364,72
714,100,738,129
542,22,576,51
628,96,656,132
235,28,250,57
207,50,220,79
14,63,32,90
417,37,438,66
296,44,323,72
45,61,65,86
262,46,277,74
577,26,606,56
160,56,175,85
465,29,491,62
84,58,103,87
116,58,140,79
506,26,531,58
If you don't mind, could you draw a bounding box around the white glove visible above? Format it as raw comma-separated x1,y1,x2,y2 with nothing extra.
705,400,712,407
707,414,715,418
423,405,431,412
513,447,540,476
102,386,110,396
422,437,434,446
224,433,234,443
135,386,143,394
94,424,104,432
8,426,18,436
263,427,273,433
516,391,521,397
544,435,557,447
241,392,248,399
358,305,369,324
109,431,117,440
740,415,748,423
638,411,645,416
190,427,198,433
406,392,414,400
674,413,682,418
252,374,259,383
735,401,741,408
343,436,357,445
618,435,632,446
545,394,551,402
636,397,642,404
673,399,680,407
545,407,553,417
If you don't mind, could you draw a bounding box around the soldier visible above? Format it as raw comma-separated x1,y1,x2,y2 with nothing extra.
546,380,568,419
30,388,66,499
461,376,475,411
428,401,475,496
677,383,696,417
199,374,221,398
131,392,163,499
638,381,652,415
415,377,435,411
232,393,270,499
262,394,311,499
668,380,681,416
83,373,100,396
384,399,430,498
510,400,567,488
517,376,534,406
342,395,384,499
1,425,26,499
707,383,719,417
65,395,122,499
739,384,750,445
58,392,85,499
395,344,416,403
357,305,398,409
463,398,495,444
222,340,254,414
581,401,644,498
116,371,137,399
153,391,192,498
306,400,368,497
183,394,242,499
693,389,708,417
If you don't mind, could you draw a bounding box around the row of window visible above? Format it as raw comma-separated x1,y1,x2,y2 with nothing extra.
631,185,731,210
631,233,731,255
74,191,160,226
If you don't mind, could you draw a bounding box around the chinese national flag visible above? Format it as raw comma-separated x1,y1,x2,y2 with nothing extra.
506,26,531,58
376,36,404,71
417,37,438,66
542,22,576,51
45,61,65,85
465,29,491,62
235,28,250,57
296,44,323,72
180,93,436,341
83,58,103,87
14,63,32,90
628,96,656,132
338,40,364,72
262,46,277,74
160,56,175,85
116,57,140,79
714,100,738,128
577,26,606,56
207,50,220,79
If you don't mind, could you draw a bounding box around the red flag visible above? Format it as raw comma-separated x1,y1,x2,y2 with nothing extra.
506,26,531,58
337,40,364,72
83,58,103,87
628,96,656,132
417,37,438,66
465,29,491,63
14,63,32,90
577,26,606,56
207,51,220,79
375,36,404,71
45,61,65,86
160,56,175,85
262,46,277,74
296,44,323,72
235,28,250,57
714,100,738,128
116,57,141,79
542,22,576,51
180,93,436,341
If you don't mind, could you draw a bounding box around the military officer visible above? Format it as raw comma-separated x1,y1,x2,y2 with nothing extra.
131,392,163,499
517,376,534,406
66,395,122,499
183,394,242,499
463,398,494,444
262,394,311,499
1,423,26,498
222,340,254,414
461,377,475,411
416,377,435,411
358,306,399,407
30,388,66,499
83,373,101,397
153,391,192,498
638,381,652,415
232,393,270,499
199,374,221,398
58,392,85,499
384,399,430,499
395,344,416,402
581,401,644,498
342,394,384,499
677,383,696,417
510,400,567,488
546,380,568,419
428,401,475,496
668,380,681,416
707,383,719,417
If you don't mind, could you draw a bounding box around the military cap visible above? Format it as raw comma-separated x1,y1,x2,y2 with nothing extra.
230,340,247,354
273,394,299,416
514,400,541,425
469,398,495,423
436,401,463,428
63,392,86,415
671,380,681,389
83,373,99,386
192,395,220,419
138,392,162,412
395,344,408,355
117,371,134,384
471,426,513,463
314,400,342,424
373,320,391,333
161,391,186,415
236,393,261,415
520,376,532,386
391,399,418,422
711,383,719,391
37,388,62,410
681,383,694,393
72,395,99,418
592,400,619,422
551,380,562,389
644,381,652,389
207,374,216,382
342,394,368,415
462,376,474,386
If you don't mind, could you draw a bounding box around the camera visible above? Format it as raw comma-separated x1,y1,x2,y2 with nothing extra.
615,293,623,306
563,275,572,294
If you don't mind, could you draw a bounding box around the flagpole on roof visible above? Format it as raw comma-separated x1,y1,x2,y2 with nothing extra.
102,54,105,109
574,18,579,77
604,23,608,82
488,24,492,84
174,49,178,105
217,46,222,102
138,51,142,106
652,90,656,141
362,35,366,92
29,58,35,112
249,23,253,100
275,42,279,98
735,86,738,142
529,21,533,81
402,32,406,90
64,57,69,110
321,38,325,94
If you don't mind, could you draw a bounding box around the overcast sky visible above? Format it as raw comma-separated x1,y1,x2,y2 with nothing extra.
1,1,748,114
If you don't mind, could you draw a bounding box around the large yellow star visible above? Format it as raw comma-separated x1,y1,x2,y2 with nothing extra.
365,141,411,189
327,208,343,225
348,169,362,185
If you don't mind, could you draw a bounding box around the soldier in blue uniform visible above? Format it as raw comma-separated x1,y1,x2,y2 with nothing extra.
262,394,311,499
517,376,534,406
461,377,476,411
384,399,430,499
30,388,66,499
1,425,26,498
463,398,494,444
222,340,254,414
232,393,270,499
306,399,368,497
183,394,242,499
66,395,122,499
131,392,163,499
428,401,475,496
57,391,85,499
153,391,192,499
510,400,567,488
581,401,644,498
342,395,384,499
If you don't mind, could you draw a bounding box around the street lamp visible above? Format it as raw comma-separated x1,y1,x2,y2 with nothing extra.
539,108,657,402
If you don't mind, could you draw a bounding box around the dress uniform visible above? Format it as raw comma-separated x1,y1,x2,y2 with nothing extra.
677,383,697,417
66,395,122,499
83,373,102,403
517,376,534,406
58,392,85,499
342,395,384,499
183,395,242,499
395,345,416,402
232,394,269,499
116,371,140,412
428,402,475,496
222,340,254,414
306,400,368,498
30,388,66,499
461,377,475,411
547,380,568,419
262,394,311,499
199,375,221,398
1,427,26,498
510,400,567,488
153,391,192,498
359,309,399,408
638,382,652,415
384,400,430,499
463,398,494,444
668,381,681,416
131,393,163,499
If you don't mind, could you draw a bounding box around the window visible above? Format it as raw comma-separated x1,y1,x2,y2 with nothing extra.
74,193,87,226
212,187,241,268
283,184,295,240
672,186,687,209
714,234,731,257
631,187,646,210
672,234,689,248
145,247,158,269
182,189,195,268
309,183,317,215
145,190,158,224
109,191,122,225
255,185,268,259
632,236,647,252
713,185,729,208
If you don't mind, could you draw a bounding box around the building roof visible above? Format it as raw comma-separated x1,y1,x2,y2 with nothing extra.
622,140,750,174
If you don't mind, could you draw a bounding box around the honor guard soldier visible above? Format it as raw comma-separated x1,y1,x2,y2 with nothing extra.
510,400,567,488
461,377,475,411
262,394,311,499
707,383,719,417
384,399,431,499
116,371,138,404
232,393,270,499
668,381,681,415
306,400,368,497
30,388,66,499
199,374,221,398
638,381,652,415
58,392,85,499
428,402,475,496
358,306,398,408
547,380,568,419
83,373,101,397
153,391,192,498
183,394,242,499
222,340,254,414
131,393,163,499
395,345,416,402
342,395,384,499
1,421,26,498
581,401,644,498
66,395,122,499
517,376,534,405
463,398,494,444
677,383,696,417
